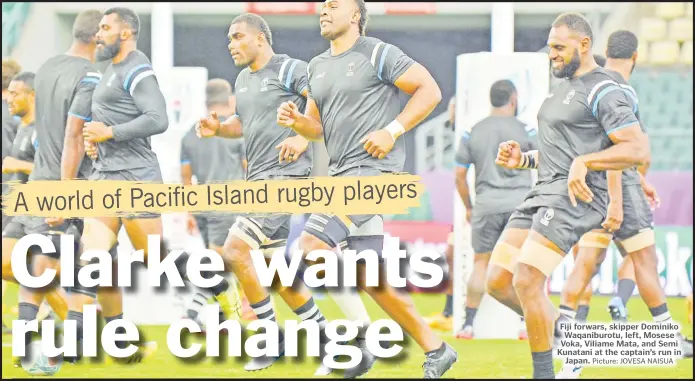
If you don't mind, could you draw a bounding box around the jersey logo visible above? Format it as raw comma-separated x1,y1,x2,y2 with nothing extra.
540,208,555,226
316,72,326,79
238,87,248,93
107,73,117,87
547,93,554,99
346,61,356,77
260,77,269,92
563,89,576,105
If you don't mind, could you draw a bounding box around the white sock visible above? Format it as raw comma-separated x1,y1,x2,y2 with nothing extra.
327,287,371,338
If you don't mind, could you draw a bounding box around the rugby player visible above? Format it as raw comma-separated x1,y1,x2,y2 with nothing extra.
276,0,457,377
556,29,693,378
180,78,245,327
67,7,170,363
452,80,537,340
490,13,650,379
196,13,347,375
1,58,22,334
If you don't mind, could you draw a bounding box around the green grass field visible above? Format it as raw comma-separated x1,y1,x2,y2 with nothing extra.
2,281,692,379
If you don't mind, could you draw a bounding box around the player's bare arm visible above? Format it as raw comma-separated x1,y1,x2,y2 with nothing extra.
568,125,649,206
455,165,473,222
1,156,33,174
602,170,624,232
61,115,88,180
495,140,538,170
361,63,442,159
276,134,310,163
197,111,243,139
278,97,323,141
575,124,650,171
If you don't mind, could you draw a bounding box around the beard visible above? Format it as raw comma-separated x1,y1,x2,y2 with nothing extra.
552,48,581,79
96,40,121,61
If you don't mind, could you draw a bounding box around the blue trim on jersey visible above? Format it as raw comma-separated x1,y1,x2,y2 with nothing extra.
378,44,392,81
606,120,639,135
33,138,39,150
285,60,299,90
462,131,471,140
620,89,639,114
80,78,99,85
181,160,191,165
591,85,621,117
123,64,152,91
67,112,91,121
527,129,537,137
456,162,471,168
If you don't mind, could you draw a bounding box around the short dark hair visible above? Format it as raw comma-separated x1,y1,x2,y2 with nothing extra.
490,80,516,107
593,54,607,67
606,30,639,59
552,12,594,44
73,10,103,44
232,13,273,46
12,72,35,91
206,78,232,108
104,7,140,39
2,59,21,90
354,0,369,36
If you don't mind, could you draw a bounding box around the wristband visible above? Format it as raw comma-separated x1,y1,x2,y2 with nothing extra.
518,152,538,169
384,120,406,142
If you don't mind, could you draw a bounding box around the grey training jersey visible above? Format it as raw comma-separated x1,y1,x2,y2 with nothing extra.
455,115,539,215
180,119,246,184
535,67,640,212
8,123,37,184
30,55,99,181
307,36,416,175
234,54,313,181
605,69,644,187
92,50,168,172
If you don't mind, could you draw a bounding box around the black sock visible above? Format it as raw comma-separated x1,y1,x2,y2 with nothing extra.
442,294,453,317
616,279,636,306
425,342,447,359
19,302,39,347
576,305,590,323
66,310,84,361
531,350,555,379
105,314,128,349
463,307,477,327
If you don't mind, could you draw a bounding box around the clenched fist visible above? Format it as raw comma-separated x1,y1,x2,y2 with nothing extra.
277,101,301,128
196,111,221,138
495,140,521,169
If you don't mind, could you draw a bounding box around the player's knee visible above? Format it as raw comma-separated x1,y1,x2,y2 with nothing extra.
222,237,253,268
298,233,327,261
485,267,511,297
511,264,542,296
